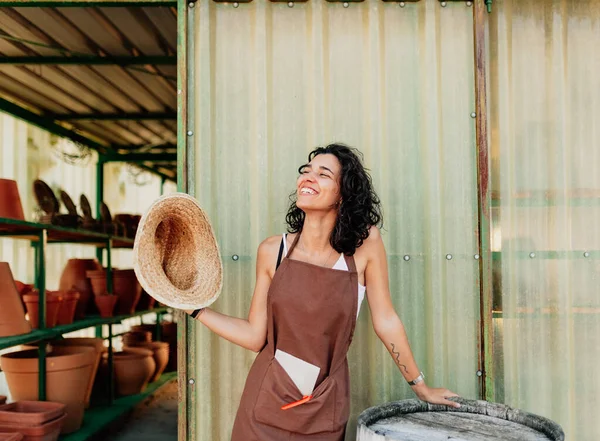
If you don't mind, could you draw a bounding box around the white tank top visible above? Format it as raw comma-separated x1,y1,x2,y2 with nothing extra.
282,234,366,318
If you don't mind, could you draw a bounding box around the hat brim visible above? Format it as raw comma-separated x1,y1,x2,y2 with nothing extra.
133,193,223,310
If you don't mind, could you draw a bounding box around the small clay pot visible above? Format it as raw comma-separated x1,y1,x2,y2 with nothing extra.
124,341,169,382
0,264,31,338
22,293,62,329
94,295,117,318
59,259,102,319
108,348,155,396
0,179,25,220
50,338,104,409
0,346,95,434
122,331,152,346
54,290,80,326
0,401,66,425
113,269,142,315
13,281,34,296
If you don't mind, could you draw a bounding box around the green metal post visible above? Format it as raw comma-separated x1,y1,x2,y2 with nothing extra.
37,230,47,401
96,157,105,265
106,239,113,294
160,176,166,196
108,323,114,404
156,312,162,342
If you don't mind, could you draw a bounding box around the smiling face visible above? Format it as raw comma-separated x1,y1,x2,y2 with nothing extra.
296,153,342,212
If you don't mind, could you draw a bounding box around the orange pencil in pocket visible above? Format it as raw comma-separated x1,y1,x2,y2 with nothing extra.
281,395,313,410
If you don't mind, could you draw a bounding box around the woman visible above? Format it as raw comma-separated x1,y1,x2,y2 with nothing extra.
186,144,459,441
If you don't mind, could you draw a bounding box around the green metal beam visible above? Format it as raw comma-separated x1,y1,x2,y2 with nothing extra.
47,112,177,121
0,56,176,66
0,1,175,6
0,97,109,153
102,152,176,162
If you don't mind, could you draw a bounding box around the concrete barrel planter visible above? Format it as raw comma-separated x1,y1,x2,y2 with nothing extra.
357,398,565,441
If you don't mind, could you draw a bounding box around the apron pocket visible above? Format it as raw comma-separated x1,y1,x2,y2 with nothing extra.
253,358,337,434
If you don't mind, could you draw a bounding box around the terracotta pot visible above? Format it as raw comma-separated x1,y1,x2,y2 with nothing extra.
0,433,24,441
59,259,102,319
0,179,25,221
0,264,31,338
50,338,104,409
94,295,117,318
130,324,158,340
13,281,34,296
107,348,155,396
0,414,64,441
0,346,95,434
0,401,66,425
87,271,108,297
113,269,142,315
161,322,178,372
54,290,79,326
22,293,62,329
122,331,152,346
124,342,169,382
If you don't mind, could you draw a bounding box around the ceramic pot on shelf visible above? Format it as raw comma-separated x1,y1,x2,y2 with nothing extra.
0,263,31,338
59,259,102,319
0,346,96,434
50,338,105,409
86,269,108,297
22,292,62,329
108,348,155,396
113,269,142,315
0,179,25,220
94,295,117,318
124,341,169,383
54,290,80,326
122,331,152,346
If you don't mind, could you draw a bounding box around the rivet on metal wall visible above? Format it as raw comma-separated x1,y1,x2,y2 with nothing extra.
188,378,195,385
399,1,405,6
232,254,239,261
584,252,590,258
233,2,239,7
474,254,480,260
466,1,472,6
187,130,193,136
440,1,447,6
188,1,195,7
529,252,536,259
403,255,410,261
476,370,483,377
471,112,477,118
177,89,182,95
343,2,349,7
288,1,294,6
446,254,453,260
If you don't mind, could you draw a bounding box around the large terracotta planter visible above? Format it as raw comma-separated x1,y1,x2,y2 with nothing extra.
50,338,105,409
124,342,169,382
113,269,142,315
54,290,79,326
59,259,102,319
0,346,96,434
22,293,62,329
0,179,25,221
107,348,155,396
94,295,117,318
0,263,31,338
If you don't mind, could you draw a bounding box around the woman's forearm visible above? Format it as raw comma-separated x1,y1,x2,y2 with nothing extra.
375,315,423,383
185,308,266,352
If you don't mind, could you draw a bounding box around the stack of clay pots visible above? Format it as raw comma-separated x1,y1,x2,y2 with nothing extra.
16,283,81,329
0,263,31,338
106,347,156,397
131,322,178,372
86,268,142,316
0,345,97,434
58,258,102,319
0,401,66,441
123,328,171,382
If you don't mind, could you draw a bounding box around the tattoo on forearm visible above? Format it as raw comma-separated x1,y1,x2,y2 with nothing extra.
390,343,408,373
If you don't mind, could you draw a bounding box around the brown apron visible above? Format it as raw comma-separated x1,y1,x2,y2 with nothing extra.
231,233,358,441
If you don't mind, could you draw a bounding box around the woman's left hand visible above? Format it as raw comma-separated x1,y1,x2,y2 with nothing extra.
411,383,461,408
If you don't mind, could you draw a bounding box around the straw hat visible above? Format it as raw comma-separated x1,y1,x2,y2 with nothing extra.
133,193,223,310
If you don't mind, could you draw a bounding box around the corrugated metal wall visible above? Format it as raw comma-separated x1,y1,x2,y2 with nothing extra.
190,1,481,439
0,110,177,398
488,1,600,440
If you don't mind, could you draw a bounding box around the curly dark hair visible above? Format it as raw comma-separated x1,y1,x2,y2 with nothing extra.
285,143,383,255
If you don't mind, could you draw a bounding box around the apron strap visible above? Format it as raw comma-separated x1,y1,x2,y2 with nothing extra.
343,254,357,273
287,231,302,257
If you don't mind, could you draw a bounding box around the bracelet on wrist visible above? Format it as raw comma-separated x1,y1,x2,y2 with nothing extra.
190,308,205,319
407,371,425,386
